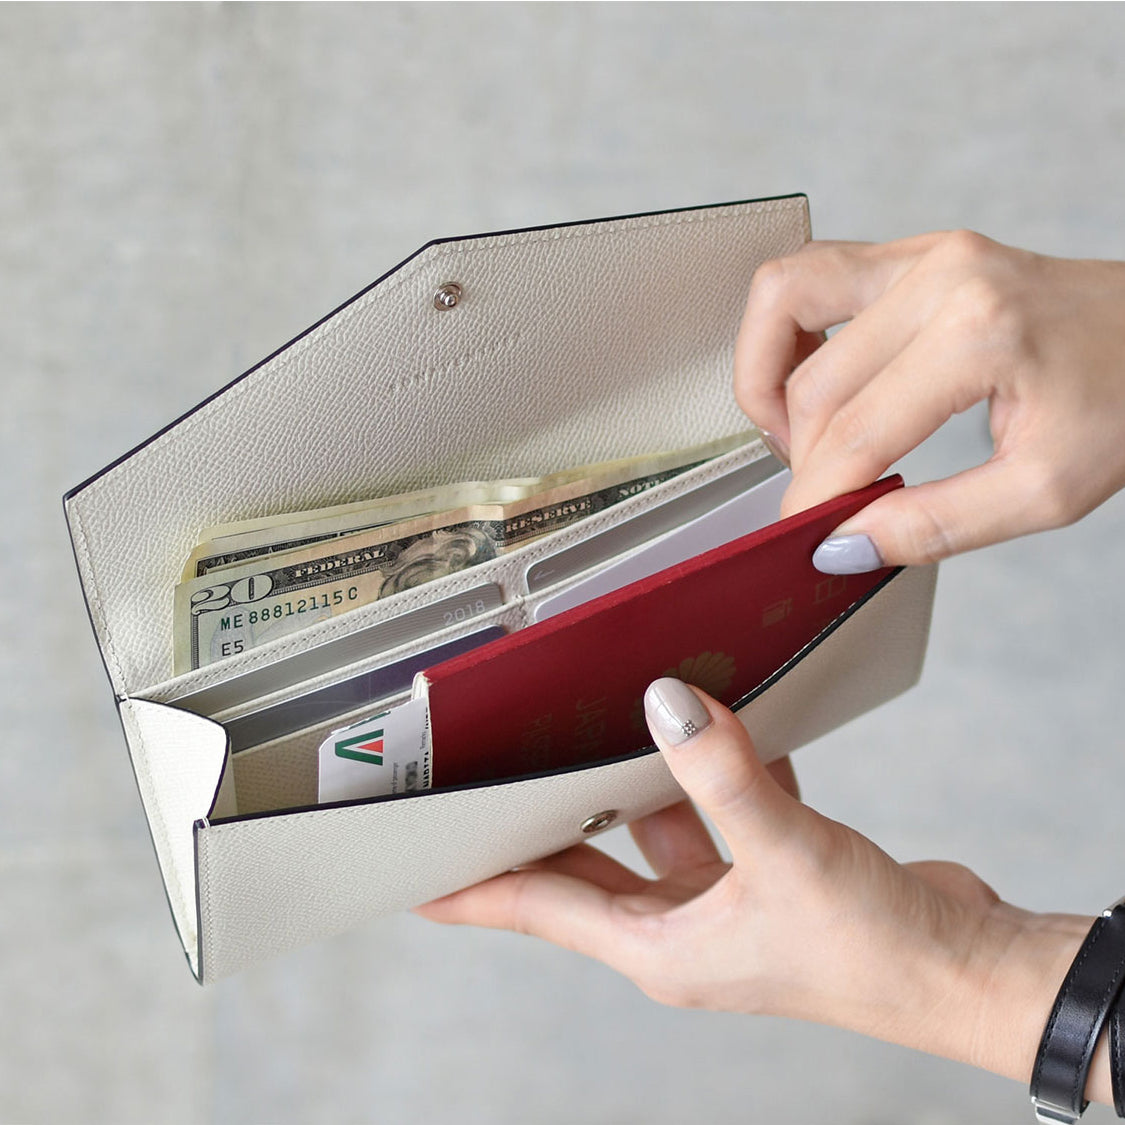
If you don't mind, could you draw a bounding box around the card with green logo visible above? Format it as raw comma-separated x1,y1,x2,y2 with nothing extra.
318,697,430,803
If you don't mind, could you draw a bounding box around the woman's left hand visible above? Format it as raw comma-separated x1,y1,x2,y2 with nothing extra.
416,679,1098,1096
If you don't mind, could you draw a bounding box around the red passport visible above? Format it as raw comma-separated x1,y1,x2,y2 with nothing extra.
417,477,900,788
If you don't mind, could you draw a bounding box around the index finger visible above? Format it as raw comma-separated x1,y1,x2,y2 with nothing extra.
733,237,938,445
414,866,644,970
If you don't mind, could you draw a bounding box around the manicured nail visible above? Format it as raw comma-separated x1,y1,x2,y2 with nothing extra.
812,533,884,575
759,429,791,468
644,677,713,746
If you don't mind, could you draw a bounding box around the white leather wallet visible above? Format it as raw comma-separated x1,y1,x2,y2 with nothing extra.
65,195,937,983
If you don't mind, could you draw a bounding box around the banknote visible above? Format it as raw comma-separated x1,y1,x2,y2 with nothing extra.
181,433,751,580
181,479,538,582
173,437,754,673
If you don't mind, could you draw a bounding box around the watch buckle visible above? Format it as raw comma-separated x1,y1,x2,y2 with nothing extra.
1031,1096,1081,1125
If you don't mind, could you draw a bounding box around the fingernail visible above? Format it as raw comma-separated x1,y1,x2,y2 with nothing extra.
812,533,884,575
759,429,791,468
644,677,713,746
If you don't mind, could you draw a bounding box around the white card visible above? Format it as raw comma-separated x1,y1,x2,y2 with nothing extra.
317,697,431,804
533,469,790,622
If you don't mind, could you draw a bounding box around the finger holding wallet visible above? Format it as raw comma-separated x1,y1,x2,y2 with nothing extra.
733,232,1125,572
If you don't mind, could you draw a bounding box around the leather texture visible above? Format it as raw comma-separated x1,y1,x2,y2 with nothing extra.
1031,903,1125,1122
194,564,936,984
65,196,811,699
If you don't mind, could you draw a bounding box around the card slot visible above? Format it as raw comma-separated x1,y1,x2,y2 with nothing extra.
147,436,772,711
168,583,507,717
204,601,519,724
230,695,418,815
152,570,516,708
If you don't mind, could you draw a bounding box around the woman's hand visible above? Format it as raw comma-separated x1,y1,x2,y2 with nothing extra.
734,232,1125,571
417,679,1102,1097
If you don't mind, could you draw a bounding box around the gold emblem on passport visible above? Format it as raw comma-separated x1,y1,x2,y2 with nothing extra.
630,650,737,732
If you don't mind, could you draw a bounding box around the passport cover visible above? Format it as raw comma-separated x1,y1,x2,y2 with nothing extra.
419,477,900,787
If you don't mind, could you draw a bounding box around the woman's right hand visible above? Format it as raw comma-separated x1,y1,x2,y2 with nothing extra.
734,231,1125,570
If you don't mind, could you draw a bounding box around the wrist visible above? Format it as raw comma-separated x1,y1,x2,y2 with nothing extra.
861,897,1105,1101
962,905,1109,1105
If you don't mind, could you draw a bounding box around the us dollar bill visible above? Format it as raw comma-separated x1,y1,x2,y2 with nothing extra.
172,451,741,674
181,434,749,581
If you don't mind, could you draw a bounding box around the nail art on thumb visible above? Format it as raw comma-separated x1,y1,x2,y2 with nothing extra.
643,678,713,746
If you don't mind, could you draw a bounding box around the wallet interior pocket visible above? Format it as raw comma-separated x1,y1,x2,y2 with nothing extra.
228,558,926,817
218,476,905,816
129,434,782,800
106,434,780,830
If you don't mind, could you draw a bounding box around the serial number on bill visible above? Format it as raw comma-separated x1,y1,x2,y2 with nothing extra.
216,586,360,630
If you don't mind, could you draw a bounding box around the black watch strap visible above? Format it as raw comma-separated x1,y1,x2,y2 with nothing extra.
1106,977,1125,1116
1030,899,1125,1124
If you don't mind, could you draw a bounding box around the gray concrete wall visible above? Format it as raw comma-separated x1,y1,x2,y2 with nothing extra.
4,3,1125,1122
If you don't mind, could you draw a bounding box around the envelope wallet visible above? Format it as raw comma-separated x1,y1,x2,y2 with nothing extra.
64,194,937,983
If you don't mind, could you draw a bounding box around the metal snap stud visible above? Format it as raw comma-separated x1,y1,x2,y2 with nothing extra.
580,809,618,835
433,282,462,310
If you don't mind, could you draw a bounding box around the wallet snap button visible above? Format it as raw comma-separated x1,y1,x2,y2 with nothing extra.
432,282,462,310
581,809,618,835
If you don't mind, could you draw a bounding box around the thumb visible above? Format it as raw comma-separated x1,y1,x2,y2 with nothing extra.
643,678,801,857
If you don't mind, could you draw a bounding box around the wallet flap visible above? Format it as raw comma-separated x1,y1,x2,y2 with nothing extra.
194,563,934,984
64,195,810,698
118,698,232,975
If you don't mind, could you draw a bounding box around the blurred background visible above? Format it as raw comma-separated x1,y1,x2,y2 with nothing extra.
4,3,1125,1122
